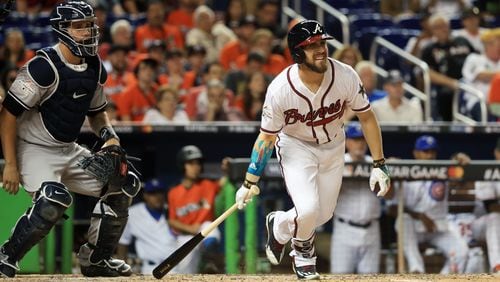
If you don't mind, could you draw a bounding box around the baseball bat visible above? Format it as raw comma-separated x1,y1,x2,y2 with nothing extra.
152,185,260,279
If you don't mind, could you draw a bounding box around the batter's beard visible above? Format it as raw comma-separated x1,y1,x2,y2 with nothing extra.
303,59,327,73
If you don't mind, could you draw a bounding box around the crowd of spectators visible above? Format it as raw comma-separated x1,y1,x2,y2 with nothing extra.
0,0,499,123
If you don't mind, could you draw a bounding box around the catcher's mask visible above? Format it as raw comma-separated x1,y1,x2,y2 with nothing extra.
50,1,99,57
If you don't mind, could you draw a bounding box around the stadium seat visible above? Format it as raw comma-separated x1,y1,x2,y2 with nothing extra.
396,15,422,30
326,0,375,10
349,13,395,43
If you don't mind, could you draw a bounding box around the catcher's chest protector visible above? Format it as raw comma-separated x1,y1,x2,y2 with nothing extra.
36,47,101,142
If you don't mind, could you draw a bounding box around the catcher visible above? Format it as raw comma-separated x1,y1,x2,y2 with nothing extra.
0,1,140,278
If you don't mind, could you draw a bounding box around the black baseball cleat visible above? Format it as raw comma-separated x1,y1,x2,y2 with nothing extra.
292,263,320,280
80,257,132,277
0,261,17,278
0,250,17,278
265,212,285,265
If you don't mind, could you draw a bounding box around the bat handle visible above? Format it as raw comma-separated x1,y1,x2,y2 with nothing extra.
200,184,260,237
249,184,260,196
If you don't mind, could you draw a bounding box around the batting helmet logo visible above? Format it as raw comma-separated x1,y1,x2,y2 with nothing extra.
287,20,333,64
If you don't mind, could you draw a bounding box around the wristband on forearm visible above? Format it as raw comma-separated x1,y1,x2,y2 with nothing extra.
243,179,257,189
373,158,386,168
99,126,119,142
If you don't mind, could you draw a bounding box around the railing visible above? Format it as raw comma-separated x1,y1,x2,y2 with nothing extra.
281,4,344,51
370,36,432,121
453,82,488,124
310,0,350,44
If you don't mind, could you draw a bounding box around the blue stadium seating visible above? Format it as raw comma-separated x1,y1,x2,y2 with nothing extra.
396,15,423,31
349,13,395,44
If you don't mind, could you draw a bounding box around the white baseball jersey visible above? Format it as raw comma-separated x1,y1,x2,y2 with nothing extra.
334,154,379,222
473,181,500,270
400,181,469,273
330,153,381,274
461,53,500,110
261,58,370,144
403,181,449,232
475,181,500,201
264,59,371,267
119,202,179,274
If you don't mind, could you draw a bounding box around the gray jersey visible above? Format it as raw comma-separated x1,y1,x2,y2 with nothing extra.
8,44,106,146
334,154,380,222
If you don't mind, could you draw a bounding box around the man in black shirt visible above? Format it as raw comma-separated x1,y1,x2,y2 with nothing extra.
421,14,476,121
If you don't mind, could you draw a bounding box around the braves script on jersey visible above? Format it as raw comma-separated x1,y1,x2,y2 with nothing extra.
261,58,369,144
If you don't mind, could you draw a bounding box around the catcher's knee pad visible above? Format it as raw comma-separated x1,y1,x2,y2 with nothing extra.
2,182,72,262
121,171,141,198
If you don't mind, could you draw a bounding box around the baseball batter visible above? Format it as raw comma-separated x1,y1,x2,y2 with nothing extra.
398,136,468,274
0,2,140,278
234,20,391,280
471,139,500,273
330,122,382,274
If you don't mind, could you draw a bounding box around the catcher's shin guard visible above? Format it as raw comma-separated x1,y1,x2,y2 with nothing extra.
1,182,72,277
78,190,133,277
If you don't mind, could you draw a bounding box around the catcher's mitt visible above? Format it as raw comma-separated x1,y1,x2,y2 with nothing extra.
78,145,128,186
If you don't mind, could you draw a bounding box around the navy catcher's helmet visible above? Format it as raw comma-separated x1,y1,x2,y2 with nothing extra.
176,145,204,171
287,20,333,64
50,1,99,57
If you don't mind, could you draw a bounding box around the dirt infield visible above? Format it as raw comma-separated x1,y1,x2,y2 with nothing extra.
3,274,498,281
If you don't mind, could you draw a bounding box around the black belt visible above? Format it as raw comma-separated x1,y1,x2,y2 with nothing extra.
337,217,371,229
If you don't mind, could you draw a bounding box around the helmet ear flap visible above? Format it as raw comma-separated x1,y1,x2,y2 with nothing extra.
293,48,305,64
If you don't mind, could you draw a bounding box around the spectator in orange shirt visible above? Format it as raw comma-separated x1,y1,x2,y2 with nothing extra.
166,0,199,34
117,58,159,121
489,73,500,120
220,15,257,71
134,1,184,53
234,71,269,121
234,28,287,77
186,5,236,63
168,145,223,273
0,29,35,70
103,45,136,105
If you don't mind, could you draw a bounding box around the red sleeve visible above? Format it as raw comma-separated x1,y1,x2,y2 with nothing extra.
134,25,148,54
167,187,177,220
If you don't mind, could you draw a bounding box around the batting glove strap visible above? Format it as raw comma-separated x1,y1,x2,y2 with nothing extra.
372,158,386,168
369,164,391,197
